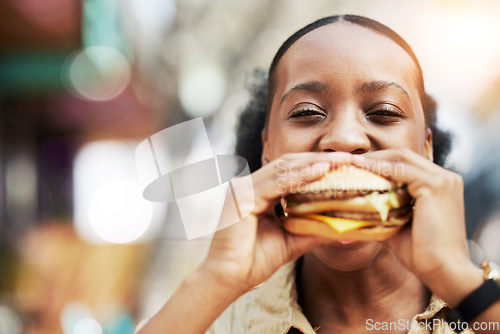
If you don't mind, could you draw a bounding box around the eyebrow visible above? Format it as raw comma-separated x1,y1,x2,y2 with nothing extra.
357,80,411,101
280,81,329,105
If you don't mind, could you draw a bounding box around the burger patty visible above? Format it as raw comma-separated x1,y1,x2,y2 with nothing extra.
321,204,413,222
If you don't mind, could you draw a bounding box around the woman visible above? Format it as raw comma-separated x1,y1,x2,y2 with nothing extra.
139,15,500,334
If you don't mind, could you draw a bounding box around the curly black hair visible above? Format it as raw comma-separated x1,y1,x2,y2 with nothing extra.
235,15,452,172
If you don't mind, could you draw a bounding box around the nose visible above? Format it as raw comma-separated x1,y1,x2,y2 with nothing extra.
318,111,371,154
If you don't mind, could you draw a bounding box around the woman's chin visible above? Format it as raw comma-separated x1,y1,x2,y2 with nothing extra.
310,240,386,272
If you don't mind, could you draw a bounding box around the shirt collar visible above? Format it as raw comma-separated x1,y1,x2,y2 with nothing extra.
250,261,316,334
250,260,450,334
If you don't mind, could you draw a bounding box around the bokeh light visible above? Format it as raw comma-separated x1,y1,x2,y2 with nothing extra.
74,318,102,334
60,302,95,334
126,0,176,38
0,305,22,334
106,311,136,334
88,180,152,244
74,140,161,244
178,60,227,118
477,213,500,263
62,46,131,101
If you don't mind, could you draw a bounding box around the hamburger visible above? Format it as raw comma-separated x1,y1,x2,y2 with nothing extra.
281,165,413,241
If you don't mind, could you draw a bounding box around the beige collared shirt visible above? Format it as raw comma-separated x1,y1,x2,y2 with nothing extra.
206,261,474,334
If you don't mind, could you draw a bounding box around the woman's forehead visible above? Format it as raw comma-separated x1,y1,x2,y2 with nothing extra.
274,22,419,91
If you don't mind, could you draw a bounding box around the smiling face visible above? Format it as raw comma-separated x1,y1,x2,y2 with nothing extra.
262,22,433,270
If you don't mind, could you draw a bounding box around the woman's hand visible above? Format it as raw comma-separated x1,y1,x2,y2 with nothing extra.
202,152,353,293
351,149,483,306
139,152,355,334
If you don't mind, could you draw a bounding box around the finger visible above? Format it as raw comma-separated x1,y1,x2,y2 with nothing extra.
354,155,464,203
212,152,354,234
251,152,355,213
211,212,258,242
266,151,353,180
213,152,355,233
267,151,355,189
283,233,332,263
361,149,436,172
351,155,437,191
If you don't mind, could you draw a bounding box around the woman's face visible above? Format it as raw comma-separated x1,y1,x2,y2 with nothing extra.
262,23,433,271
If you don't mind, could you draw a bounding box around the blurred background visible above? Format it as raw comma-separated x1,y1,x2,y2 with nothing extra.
1,0,500,332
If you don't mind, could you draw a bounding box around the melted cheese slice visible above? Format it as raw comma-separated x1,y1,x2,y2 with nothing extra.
365,191,400,221
303,214,376,233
